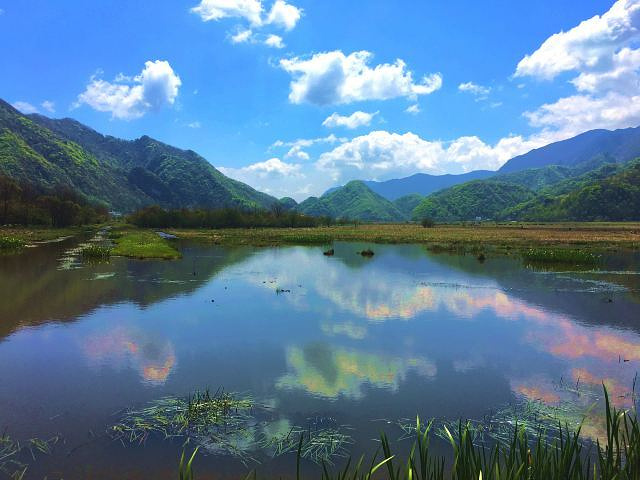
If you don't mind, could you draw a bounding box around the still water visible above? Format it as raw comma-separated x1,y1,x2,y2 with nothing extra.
1,238,639,478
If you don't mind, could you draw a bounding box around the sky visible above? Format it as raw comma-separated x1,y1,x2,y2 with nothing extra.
1,0,639,200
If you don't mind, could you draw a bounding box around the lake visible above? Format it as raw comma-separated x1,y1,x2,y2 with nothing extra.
1,237,639,479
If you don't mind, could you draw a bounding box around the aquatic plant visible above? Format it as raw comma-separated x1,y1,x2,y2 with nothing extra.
359,249,374,257
111,389,257,460
0,433,59,479
259,418,353,465
522,248,601,266
178,386,639,479
80,245,112,260
0,236,25,250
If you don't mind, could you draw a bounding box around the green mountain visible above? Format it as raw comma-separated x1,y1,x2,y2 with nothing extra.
497,126,640,173
393,193,424,218
412,181,535,222
0,100,276,211
296,180,407,222
502,160,640,221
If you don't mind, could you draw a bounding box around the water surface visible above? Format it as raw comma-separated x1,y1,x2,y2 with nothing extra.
1,239,639,478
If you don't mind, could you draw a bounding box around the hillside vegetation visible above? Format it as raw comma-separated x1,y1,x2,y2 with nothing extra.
0,100,276,212
412,181,535,222
296,181,407,222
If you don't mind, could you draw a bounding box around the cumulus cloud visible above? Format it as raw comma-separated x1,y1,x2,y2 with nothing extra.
75,60,181,120
515,0,640,80
41,100,55,113
219,158,308,198
192,0,301,48
264,34,284,48
316,130,549,183
11,101,39,114
230,28,254,43
322,111,378,129
280,50,442,105
516,0,640,137
265,0,302,30
191,0,263,25
405,104,420,115
458,81,491,99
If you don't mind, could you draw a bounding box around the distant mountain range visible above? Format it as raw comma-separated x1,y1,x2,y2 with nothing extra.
310,126,640,222
0,99,277,211
2,96,640,222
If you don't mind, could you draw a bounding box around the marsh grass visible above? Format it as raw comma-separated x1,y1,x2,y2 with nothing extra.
80,245,112,260
169,223,640,251
0,236,25,250
0,433,59,479
522,248,601,266
111,389,258,461
178,387,639,479
259,420,353,464
111,229,181,259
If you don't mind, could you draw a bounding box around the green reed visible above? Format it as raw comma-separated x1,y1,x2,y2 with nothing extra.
0,236,25,250
80,244,112,260
521,248,601,266
178,386,639,480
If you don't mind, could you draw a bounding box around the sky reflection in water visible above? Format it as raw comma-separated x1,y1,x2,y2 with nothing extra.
0,241,639,476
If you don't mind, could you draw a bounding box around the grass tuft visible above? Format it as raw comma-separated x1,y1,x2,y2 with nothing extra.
522,248,601,265
80,245,112,260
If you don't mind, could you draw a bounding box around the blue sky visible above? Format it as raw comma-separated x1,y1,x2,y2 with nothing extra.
1,0,638,200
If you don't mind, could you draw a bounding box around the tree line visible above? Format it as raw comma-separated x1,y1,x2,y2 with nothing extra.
127,205,351,229
0,174,109,227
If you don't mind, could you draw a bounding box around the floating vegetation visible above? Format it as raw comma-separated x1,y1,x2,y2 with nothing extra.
0,236,25,250
178,387,639,480
111,389,258,461
0,433,59,479
259,417,353,465
81,245,112,260
359,249,374,257
522,248,601,266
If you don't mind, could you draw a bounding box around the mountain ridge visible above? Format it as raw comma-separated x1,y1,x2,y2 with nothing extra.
0,100,277,211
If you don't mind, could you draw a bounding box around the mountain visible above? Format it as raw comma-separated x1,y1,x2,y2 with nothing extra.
278,197,298,211
393,194,424,218
351,170,492,200
296,180,406,222
498,126,640,173
501,160,640,221
0,99,276,211
412,181,535,222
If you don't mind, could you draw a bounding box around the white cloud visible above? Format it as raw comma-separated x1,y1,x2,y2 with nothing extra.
316,130,548,183
192,0,301,48
41,100,55,113
272,134,346,149
191,0,263,26
264,34,284,48
525,91,640,135
517,0,640,137
219,158,308,198
11,101,39,114
405,104,420,115
266,0,302,30
285,145,310,160
515,0,640,80
187,121,202,128
458,81,491,99
322,111,378,129
230,28,254,43
75,60,181,120
280,50,442,105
